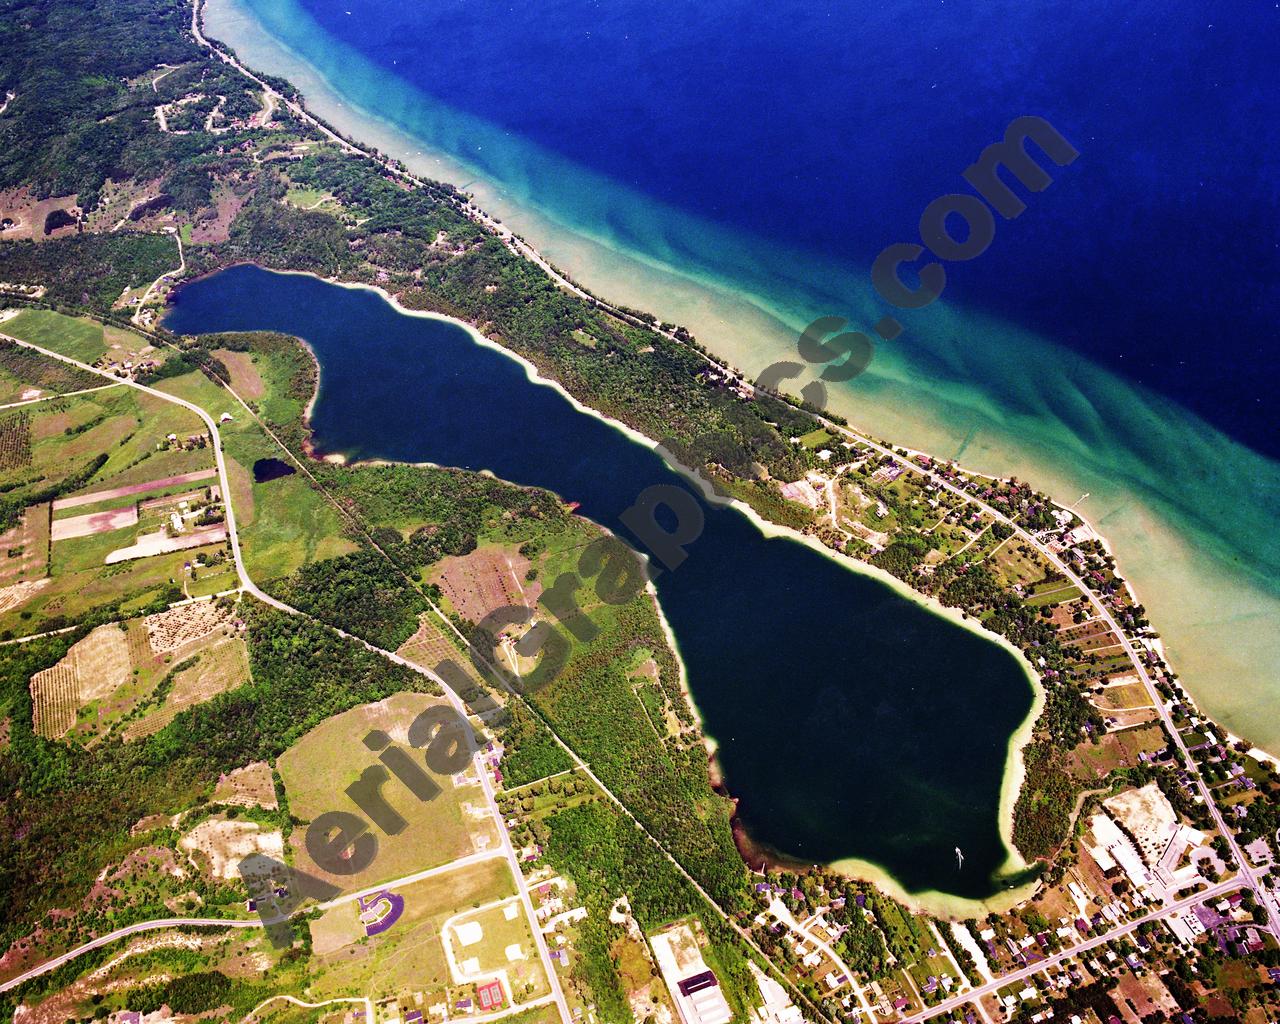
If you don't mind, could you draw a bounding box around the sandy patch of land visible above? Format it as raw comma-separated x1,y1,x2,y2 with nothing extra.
180,816,283,880
105,524,227,564
50,505,139,541
0,577,49,614
214,761,278,810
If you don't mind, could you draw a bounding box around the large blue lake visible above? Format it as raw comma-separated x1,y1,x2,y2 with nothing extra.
167,265,1039,902
202,0,1280,755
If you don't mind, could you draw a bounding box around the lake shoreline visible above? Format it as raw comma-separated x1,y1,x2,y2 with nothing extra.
169,263,1042,918
197,0,1280,757
176,0,1276,914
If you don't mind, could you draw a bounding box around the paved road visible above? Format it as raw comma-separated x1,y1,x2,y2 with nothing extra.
315,849,507,912
771,898,878,1018
901,878,1239,1024
815,420,1280,939
0,918,260,994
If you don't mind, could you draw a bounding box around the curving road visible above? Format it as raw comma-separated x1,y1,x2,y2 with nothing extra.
0,918,261,994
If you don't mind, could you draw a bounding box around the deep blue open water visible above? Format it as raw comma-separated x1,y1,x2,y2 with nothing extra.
203,0,1280,752
167,265,1038,901
256,0,1280,458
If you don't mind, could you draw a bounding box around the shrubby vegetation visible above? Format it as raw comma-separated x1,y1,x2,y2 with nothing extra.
124,970,269,1016
499,701,575,787
273,548,427,649
1011,742,1078,861
0,234,178,310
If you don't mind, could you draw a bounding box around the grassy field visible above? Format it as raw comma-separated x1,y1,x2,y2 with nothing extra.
284,187,335,210
216,409,355,582
12,386,209,502
212,348,265,399
986,539,1052,588
2,309,109,363
798,427,835,449
0,340,104,399
308,856,515,1002
155,368,240,422
446,898,549,1002
1068,723,1166,780
278,692,497,892
1025,581,1082,607
103,324,163,359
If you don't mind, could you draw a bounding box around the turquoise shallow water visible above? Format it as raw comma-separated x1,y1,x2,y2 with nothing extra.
202,0,1280,751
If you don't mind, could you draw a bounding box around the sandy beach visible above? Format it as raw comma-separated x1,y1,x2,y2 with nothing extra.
186,0,1280,917
201,0,1280,763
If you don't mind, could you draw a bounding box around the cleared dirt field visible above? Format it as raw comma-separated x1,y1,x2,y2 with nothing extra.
279,693,496,893
29,624,132,737
213,761,278,809
180,815,284,880
53,467,218,511
0,577,50,615
190,189,246,244
212,349,265,399
50,505,139,541
105,523,227,564
1062,621,1124,654
429,545,541,624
